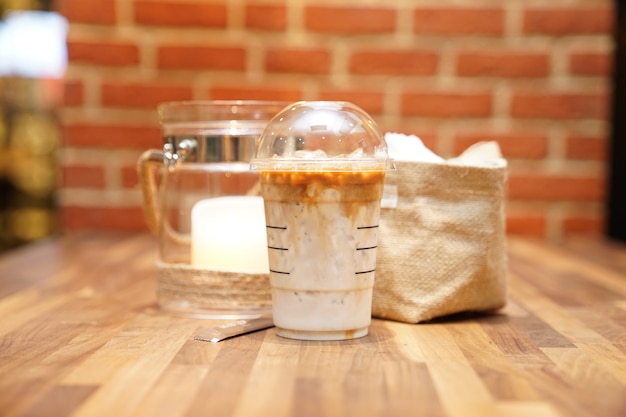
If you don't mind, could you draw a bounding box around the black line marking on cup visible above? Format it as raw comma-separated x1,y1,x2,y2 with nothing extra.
357,225,379,229
356,246,377,251
270,269,291,275
267,225,287,230
355,269,376,275
268,246,289,251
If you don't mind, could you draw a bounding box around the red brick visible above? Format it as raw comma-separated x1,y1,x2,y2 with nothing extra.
38,79,65,107
68,41,140,67
401,92,492,118
349,50,438,76
209,86,302,102
121,165,139,188
416,133,438,154
565,135,607,161
101,82,193,108
56,0,116,25
511,91,609,120
178,171,213,192
505,214,546,238
245,4,287,31
523,6,613,36
265,48,331,74
562,215,604,236
318,89,385,115
507,174,605,202
60,206,147,231
569,52,612,77
158,46,246,70
453,133,548,159
305,6,396,34
53,0,617,239
456,51,550,78
64,80,84,106
61,165,106,188
134,0,227,27
61,124,161,149
413,8,504,36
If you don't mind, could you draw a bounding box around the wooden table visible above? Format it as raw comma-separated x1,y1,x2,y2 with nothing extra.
1,232,625,417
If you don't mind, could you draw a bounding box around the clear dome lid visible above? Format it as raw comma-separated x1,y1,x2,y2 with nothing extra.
251,101,392,171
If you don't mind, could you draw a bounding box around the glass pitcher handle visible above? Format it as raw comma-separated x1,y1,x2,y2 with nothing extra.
137,149,164,236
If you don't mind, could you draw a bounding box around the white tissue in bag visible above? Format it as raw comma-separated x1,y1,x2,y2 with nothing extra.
384,132,505,167
384,132,444,163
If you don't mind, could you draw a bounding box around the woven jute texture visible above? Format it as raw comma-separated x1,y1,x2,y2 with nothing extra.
156,261,272,309
372,160,508,323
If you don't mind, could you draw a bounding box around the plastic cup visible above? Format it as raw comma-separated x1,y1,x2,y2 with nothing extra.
250,101,393,340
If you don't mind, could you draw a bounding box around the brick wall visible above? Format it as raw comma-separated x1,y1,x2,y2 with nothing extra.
55,0,614,242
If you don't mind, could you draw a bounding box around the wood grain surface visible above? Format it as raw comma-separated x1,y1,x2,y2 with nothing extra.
0,232,625,417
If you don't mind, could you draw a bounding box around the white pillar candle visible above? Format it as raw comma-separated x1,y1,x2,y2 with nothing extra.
191,196,269,274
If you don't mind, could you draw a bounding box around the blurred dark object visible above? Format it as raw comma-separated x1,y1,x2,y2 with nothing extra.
0,77,61,253
0,3,66,253
608,0,626,243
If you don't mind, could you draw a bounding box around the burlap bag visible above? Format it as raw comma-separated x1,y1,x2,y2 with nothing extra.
372,141,508,323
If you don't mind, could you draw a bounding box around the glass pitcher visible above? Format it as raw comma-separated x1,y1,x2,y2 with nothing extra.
137,100,287,318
